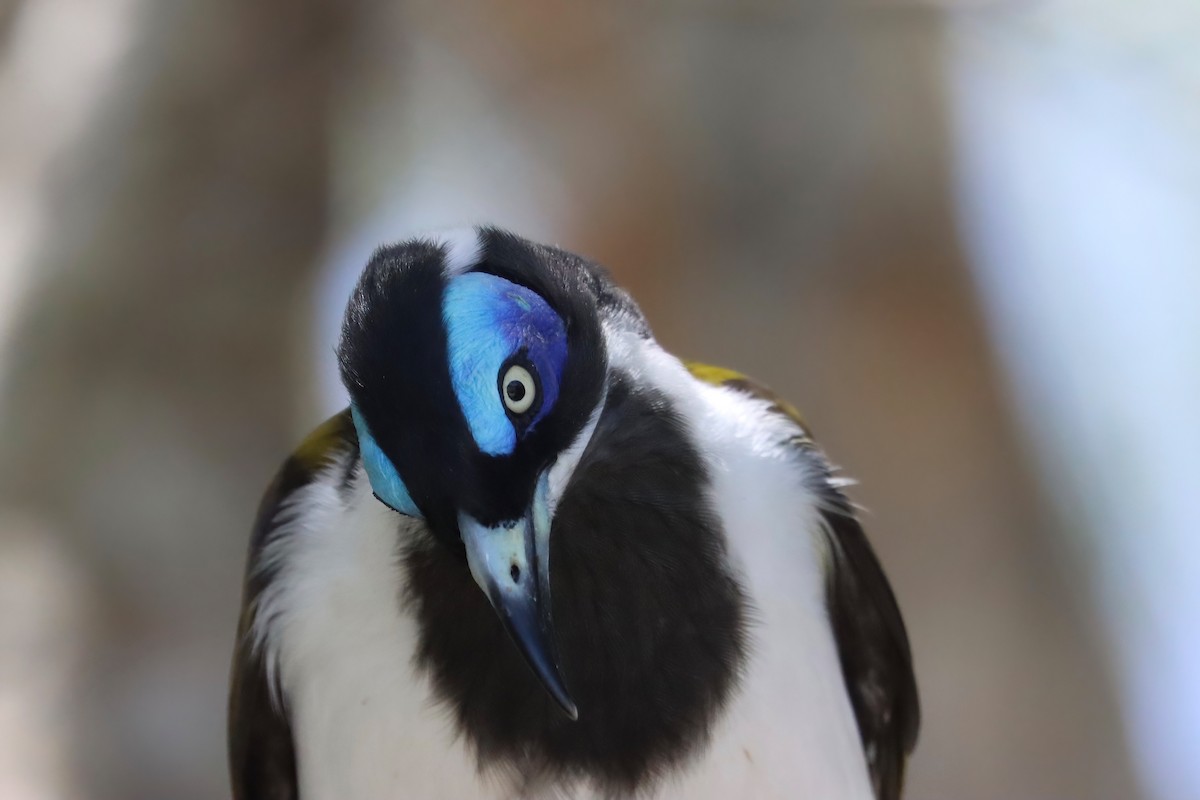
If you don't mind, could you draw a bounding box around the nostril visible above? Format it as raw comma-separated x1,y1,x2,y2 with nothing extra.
510,563,521,583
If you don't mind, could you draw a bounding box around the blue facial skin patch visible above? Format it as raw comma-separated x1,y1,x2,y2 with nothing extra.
442,273,568,456
351,405,422,517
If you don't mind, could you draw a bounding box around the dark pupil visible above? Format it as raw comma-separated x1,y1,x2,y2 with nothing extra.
506,380,527,402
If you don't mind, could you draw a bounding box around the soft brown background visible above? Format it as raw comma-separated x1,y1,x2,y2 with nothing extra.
2,1,1189,798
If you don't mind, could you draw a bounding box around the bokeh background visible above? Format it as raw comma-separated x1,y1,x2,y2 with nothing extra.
1,1,1197,798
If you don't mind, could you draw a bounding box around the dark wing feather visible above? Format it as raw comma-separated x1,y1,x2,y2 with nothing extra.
814,482,920,800
684,362,920,799
228,409,358,800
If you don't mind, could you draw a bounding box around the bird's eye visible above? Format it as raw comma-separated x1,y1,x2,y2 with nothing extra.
501,363,537,415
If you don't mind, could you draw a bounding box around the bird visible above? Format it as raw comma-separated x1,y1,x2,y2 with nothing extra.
228,227,919,800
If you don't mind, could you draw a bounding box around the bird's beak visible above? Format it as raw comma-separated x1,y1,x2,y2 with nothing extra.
458,472,578,720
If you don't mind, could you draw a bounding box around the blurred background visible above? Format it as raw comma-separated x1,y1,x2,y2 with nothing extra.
1,1,1197,798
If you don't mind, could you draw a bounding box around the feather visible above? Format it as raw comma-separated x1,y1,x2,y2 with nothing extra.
228,410,358,800
685,361,921,800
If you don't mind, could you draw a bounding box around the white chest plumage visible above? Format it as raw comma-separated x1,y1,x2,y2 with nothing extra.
253,335,873,799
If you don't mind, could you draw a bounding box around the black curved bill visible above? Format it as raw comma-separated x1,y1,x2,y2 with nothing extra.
458,477,578,720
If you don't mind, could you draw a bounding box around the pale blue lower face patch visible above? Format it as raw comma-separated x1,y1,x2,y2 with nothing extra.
442,272,567,456
351,406,421,517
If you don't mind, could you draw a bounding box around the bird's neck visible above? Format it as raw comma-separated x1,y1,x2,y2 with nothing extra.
400,374,750,797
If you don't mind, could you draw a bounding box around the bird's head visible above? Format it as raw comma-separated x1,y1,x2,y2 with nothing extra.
337,228,608,720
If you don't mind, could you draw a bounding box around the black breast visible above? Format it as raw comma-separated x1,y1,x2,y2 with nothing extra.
402,373,750,796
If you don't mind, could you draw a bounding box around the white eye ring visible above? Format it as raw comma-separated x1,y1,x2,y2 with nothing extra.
501,364,537,415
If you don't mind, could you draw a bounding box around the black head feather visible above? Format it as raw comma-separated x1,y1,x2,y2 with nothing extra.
336,229,614,536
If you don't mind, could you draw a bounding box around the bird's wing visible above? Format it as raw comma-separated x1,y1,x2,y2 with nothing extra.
228,409,359,800
684,361,815,443
684,362,921,800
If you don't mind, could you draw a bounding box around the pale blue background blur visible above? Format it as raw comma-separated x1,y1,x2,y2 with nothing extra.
0,1,1197,798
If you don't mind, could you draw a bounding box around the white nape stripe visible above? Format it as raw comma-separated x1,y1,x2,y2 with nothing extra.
430,227,483,275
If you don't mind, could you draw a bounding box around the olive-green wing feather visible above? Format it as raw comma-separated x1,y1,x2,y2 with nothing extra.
684,361,814,443
228,410,359,800
684,361,920,800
